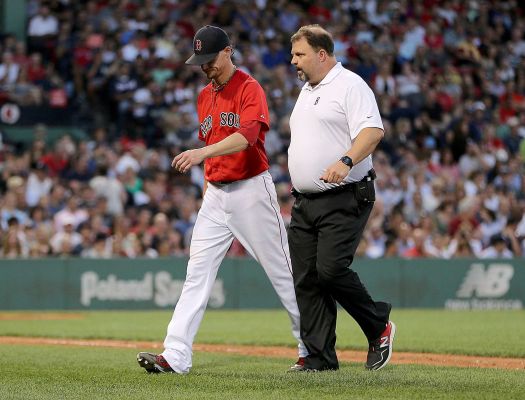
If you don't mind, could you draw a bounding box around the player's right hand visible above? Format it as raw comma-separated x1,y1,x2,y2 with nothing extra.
172,148,206,173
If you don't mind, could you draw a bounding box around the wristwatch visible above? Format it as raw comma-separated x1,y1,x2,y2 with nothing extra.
339,156,353,168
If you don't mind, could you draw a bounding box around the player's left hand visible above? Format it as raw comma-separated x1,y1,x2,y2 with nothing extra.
172,148,206,173
320,161,350,184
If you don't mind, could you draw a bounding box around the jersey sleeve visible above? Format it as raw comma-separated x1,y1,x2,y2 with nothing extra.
240,80,270,132
237,120,263,146
345,79,384,140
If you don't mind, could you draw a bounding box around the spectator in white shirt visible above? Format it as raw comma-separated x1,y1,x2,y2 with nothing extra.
399,17,426,61
121,36,150,62
0,52,20,88
27,5,59,59
479,234,513,259
50,216,83,255
374,63,396,96
81,232,113,258
28,6,59,37
0,191,28,230
89,165,126,216
54,197,89,231
25,162,53,207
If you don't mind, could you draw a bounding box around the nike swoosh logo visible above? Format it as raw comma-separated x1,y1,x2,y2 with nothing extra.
366,115,373,118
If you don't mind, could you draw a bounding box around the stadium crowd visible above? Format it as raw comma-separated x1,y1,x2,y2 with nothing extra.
1,0,524,259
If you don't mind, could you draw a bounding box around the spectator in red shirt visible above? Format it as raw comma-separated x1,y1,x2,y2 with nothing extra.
403,228,431,258
26,53,47,84
40,141,70,177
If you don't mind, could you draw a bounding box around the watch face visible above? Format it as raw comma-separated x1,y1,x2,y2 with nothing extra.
341,156,353,167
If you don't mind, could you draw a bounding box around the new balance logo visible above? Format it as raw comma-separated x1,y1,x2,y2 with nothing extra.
379,336,389,348
456,263,514,298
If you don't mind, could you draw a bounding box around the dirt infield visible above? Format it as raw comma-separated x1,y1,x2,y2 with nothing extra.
0,313,85,321
1,336,523,370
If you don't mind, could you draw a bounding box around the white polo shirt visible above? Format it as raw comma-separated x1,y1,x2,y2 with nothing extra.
288,62,384,193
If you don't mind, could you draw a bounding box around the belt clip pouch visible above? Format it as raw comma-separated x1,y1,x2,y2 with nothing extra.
356,181,376,203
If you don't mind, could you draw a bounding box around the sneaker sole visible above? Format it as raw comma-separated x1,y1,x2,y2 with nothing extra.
372,321,396,371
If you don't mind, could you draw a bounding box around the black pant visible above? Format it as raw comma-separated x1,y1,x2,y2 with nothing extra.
288,183,391,370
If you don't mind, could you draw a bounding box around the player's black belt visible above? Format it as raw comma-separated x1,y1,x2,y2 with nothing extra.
210,180,235,187
291,168,376,199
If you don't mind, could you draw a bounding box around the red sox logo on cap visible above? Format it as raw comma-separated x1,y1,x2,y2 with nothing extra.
185,26,230,65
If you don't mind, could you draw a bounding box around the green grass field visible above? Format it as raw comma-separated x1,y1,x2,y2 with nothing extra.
1,309,524,399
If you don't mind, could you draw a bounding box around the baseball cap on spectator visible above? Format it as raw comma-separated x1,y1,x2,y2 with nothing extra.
7,217,19,227
490,233,506,246
507,116,519,127
185,25,231,65
7,176,24,190
95,232,108,242
63,215,76,228
389,1,401,9
496,148,508,162
31,161,48,172
471,101,485,112
115,153,140,174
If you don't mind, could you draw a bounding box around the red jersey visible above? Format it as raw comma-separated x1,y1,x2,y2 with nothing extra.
197,69,270,182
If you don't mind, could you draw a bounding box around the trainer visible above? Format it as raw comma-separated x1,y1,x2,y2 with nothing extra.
287,25,395,372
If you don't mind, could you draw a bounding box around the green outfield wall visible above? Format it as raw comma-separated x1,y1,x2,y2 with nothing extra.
0,258,523,310
1,0,27,41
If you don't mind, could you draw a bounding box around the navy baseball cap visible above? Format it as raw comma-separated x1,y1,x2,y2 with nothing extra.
185,25,231,65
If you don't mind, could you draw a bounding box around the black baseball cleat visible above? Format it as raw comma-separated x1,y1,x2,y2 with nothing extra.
365,321,396,371
137,352,174,373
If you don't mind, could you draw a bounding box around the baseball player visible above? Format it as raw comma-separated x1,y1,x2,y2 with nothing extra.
137,25,308,374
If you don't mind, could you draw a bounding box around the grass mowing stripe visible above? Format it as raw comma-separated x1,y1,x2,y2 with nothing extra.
0,309,524,357
0,345,524,400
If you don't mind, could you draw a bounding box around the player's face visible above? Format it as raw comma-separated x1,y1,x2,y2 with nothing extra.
291,37,321,84
201,53,221,79
201,47,230,80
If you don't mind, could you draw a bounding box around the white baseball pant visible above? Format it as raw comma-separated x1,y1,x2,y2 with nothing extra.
162,170,307,373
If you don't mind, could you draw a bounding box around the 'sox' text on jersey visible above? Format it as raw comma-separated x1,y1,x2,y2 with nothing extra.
220,112,240,128
200,115,212,137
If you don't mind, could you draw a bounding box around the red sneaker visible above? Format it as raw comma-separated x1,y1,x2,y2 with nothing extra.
365,321,396,370
290,357,305,371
